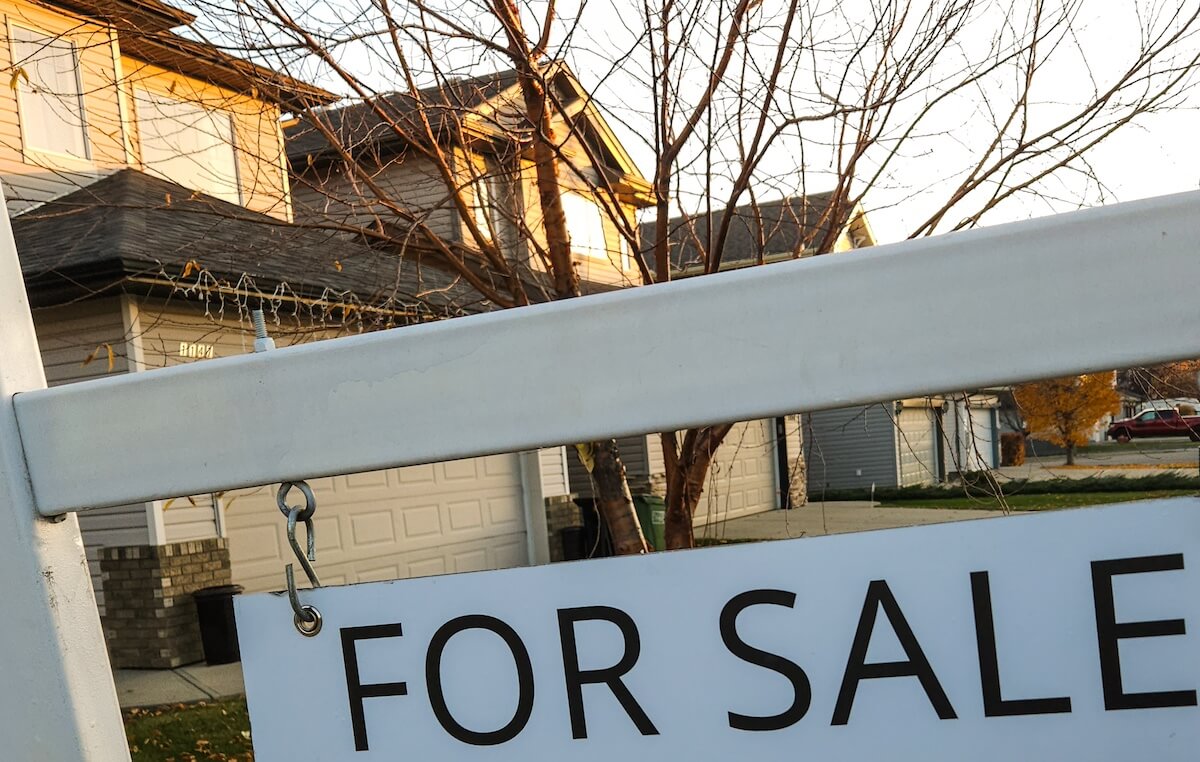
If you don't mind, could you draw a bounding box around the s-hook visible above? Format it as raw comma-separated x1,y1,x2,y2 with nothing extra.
277,480,323,636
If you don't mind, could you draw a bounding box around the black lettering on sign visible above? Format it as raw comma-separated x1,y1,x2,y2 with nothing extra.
341,624,408,752
720,589,812,731
1091,554,1197,711
425,615,536,745
832,580,957,725
970,571,1071,716
557,606,660,739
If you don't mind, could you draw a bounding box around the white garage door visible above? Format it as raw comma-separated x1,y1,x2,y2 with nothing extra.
226,454,528,593
897,407,939,486
966,406,997,471
694,419,778,526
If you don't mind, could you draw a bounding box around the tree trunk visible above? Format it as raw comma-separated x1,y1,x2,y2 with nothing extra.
1065,443,1075,466
663,424,734,549
590,440,649,555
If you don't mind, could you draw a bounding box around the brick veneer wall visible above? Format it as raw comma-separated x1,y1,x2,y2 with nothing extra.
545,496,582,562
100,538,232,669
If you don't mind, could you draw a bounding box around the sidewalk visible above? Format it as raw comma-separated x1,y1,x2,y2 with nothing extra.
114,662,244,709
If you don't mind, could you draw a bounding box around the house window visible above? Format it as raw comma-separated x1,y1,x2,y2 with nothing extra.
472,173,494,241
135,88,240,204
561,192,614,264
10,26,89,160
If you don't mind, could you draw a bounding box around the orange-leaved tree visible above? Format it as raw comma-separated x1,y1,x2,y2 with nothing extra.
1014,373,1120,465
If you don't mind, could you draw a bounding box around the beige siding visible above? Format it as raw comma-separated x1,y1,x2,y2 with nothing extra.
0,2,127,213
163,492,219,543
517,153,642,291
291,152,459,241
0,1,290,217
538,446,570,498
31,298,149,612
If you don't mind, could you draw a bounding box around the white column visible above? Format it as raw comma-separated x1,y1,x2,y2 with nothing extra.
0,189,129,759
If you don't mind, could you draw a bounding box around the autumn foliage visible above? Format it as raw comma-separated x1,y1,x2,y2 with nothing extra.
1014,373,1120,465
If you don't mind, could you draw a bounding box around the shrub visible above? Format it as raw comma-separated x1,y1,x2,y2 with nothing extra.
1000,432,1026,466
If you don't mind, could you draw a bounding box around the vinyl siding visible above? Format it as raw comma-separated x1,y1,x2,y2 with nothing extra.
0,2,289,218
538,446,570,498
566,434,654,499
518,149,642,291
804,403,900,493
291,152,459,241
0,2,126,213
31,298,149,613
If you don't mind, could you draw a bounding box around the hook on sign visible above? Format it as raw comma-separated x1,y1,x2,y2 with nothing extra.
277,481,323,637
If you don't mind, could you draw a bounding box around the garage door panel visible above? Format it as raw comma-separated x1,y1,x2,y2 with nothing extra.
229,454,528,593
897,408,938,487
402,505,443,538
695,420,777,526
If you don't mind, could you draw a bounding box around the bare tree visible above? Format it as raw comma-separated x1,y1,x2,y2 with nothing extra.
169,0,1200,550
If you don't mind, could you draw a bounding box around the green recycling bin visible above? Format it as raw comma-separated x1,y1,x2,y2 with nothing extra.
632,494,666,551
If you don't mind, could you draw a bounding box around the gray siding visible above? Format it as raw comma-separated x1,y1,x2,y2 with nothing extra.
566,434,653,498
291,154,459,242
32,298,150,613
804,404,899,493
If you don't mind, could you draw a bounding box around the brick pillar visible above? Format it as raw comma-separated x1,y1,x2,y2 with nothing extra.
544,496,582,562
100,538,232,669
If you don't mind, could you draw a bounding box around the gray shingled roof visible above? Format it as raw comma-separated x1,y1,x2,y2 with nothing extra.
13,169,492,316
285,70,522,164
640,192,854,271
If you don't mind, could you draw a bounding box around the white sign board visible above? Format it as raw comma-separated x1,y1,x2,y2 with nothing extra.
237,501,1200,760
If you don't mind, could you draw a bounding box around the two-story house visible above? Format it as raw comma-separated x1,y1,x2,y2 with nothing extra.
285,65,655,295
4,5,663,670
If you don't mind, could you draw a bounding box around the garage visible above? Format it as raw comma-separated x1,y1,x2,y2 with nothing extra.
225,453,528,593
695,419,778,526
896,405,940,487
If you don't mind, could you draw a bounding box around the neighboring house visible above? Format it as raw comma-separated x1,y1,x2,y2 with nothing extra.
804,396,1001,494
284,65,654,294
622,194,879,519
645,191,876,272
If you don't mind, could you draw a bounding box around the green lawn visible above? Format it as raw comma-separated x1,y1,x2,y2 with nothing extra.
125,698,253,761
879,489,1196,511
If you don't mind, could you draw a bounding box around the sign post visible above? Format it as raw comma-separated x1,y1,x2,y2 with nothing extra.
0,187,129,759
238,501,1199,760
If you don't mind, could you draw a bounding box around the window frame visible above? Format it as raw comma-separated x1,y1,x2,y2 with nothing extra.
8,21,92,168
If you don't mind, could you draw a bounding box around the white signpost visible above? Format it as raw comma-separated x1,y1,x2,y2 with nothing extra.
0,185,1199,759
237,502,1199,760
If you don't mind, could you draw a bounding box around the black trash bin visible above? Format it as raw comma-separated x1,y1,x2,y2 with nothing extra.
193,584,243,665
559,525,587,561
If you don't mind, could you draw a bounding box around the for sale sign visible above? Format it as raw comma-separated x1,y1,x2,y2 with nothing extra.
236,500,1199,760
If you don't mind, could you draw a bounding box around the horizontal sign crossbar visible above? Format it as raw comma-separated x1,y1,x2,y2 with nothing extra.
16,191,1200,514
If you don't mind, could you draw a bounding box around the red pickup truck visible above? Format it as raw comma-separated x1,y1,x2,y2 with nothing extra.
1106,408,1200,442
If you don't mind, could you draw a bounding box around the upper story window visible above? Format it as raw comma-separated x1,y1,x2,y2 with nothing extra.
10,26,89,161
561,191,617,266
135,88,240,204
